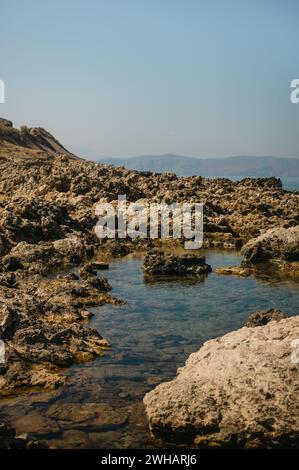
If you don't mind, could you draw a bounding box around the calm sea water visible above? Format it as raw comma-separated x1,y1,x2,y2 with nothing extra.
0,250,298,448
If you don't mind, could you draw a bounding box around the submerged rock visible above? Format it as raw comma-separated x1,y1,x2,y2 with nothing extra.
245,309,287,327
215,266,252,277
142,251,212,276
0,419,48,449
45,403,128,432
143,315,299,447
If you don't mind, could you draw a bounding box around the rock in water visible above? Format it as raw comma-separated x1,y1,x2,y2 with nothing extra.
245,309,287,327
143,316,299,447
142,251,212,276
241,226,299,263
0,419,47,449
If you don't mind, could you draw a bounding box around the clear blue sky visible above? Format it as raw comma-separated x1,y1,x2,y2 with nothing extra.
1,0,298,158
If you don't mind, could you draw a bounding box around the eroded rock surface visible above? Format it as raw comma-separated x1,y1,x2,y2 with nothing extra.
245,309,287,327
1,119,299,397
241,226,299,263
0,153,298,252
143,316,299,447
0,272,121,395
142,251,212,276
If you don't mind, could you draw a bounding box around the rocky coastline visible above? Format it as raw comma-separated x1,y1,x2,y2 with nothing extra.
144,313,299,448
0,119,299,448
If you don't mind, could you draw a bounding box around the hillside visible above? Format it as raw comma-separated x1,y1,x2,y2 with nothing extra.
99,154,299,177
0,117,77,161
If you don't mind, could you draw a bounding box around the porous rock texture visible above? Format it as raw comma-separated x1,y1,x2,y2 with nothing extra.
1,118,299,395
142,251,212,276
144,316,299,448
245,309,287,327
241,226,299,263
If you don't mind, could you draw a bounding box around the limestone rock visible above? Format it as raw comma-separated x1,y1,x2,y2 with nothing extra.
142,251,212,276
144,316,299,447
245,309,287,327
215,266,252,277
241,226,299,263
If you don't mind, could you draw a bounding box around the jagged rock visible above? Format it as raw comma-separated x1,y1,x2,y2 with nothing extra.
85,275,112,291
245,309,287,327
57,272,79,281
0,134,298,250
80,262,109,274
0,304,18,336
0,274,119,395
0,117,299,397
53,237,84,259
142,251,212,276
0,272,18,288
80,263,97,278
241,226,299,263
144,316,299,447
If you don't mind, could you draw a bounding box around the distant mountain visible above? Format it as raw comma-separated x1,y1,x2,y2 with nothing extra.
99,154,299,177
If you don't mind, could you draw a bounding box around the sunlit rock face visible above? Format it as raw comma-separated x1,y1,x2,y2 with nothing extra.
241,226,299,263
144,316,299,448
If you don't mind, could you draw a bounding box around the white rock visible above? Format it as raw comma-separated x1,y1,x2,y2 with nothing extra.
144,316,299,447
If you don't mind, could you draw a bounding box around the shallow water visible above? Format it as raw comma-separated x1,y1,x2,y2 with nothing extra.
0,250,298,448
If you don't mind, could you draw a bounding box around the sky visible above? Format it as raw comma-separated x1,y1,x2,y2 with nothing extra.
0,0,299,158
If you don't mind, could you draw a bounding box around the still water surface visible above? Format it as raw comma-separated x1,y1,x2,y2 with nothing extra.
0,250,298,448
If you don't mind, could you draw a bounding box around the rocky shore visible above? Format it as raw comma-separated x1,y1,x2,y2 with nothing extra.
241,226,299,276
0,119,299,447
0,266,123,395
215,226,299,278
144,313,299,448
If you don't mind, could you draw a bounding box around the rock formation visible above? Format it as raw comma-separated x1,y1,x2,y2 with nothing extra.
143,315,299,448
0,118,77,161
245,309,287,327
241,226,299,263
142,250,212,276
0,118,298,396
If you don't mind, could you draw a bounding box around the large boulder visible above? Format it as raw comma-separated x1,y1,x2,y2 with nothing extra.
241,226,299,263
143,316,299,447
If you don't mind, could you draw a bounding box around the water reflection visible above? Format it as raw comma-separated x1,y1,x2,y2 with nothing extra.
0,250,298,448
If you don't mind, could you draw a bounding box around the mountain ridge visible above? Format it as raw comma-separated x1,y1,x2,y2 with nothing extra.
98,154,299,177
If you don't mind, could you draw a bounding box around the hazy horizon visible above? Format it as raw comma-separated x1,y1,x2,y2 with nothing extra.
69,146,299,161
1,0,299,158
